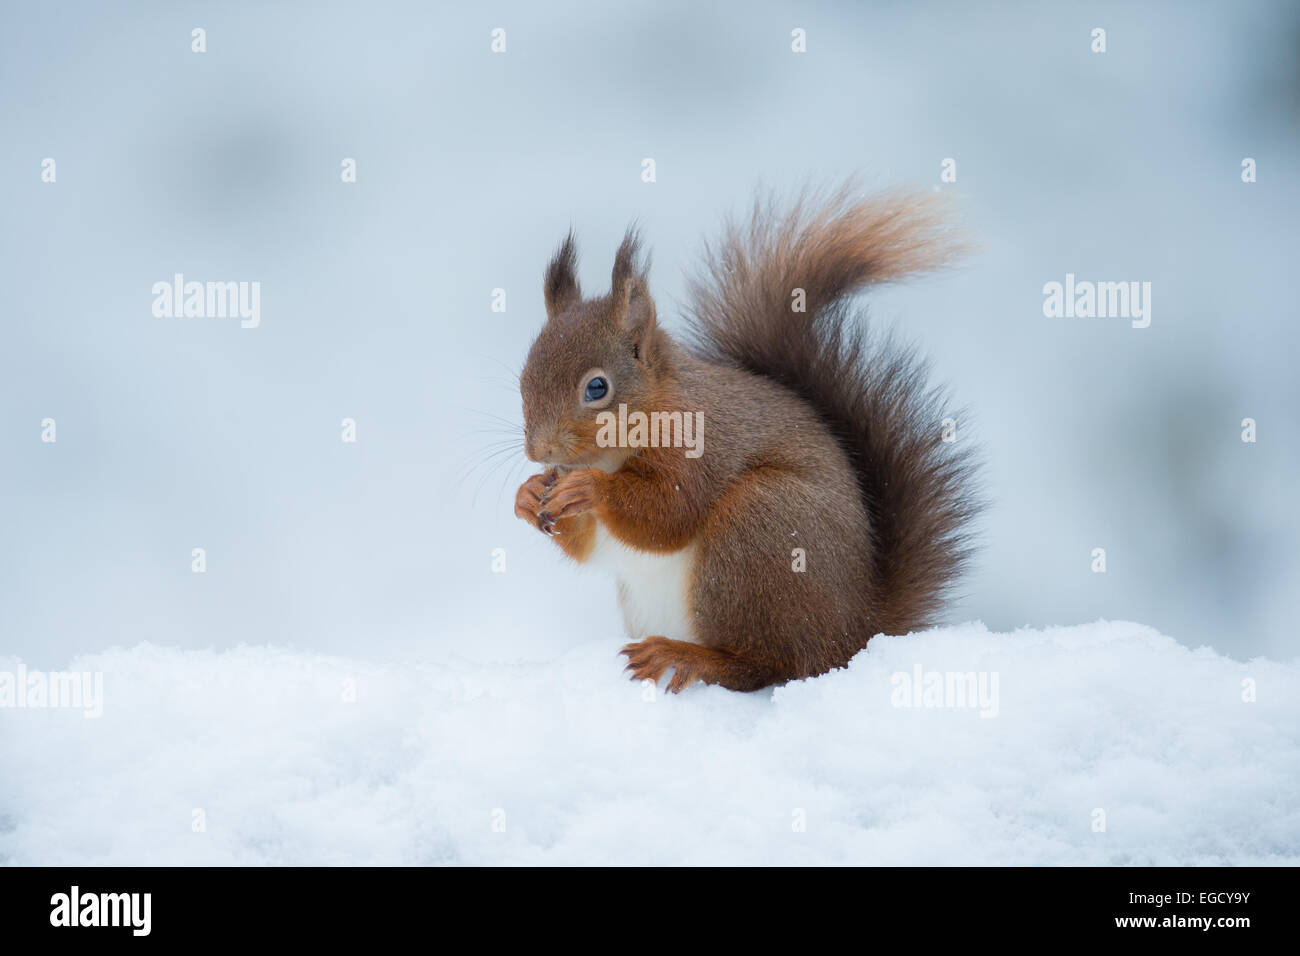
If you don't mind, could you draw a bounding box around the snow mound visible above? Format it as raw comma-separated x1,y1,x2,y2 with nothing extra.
1,621,1297,865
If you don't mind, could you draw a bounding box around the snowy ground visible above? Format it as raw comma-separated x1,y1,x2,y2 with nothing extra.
1,621,1296,866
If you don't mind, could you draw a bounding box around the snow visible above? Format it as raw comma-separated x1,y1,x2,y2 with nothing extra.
1,621,1296,865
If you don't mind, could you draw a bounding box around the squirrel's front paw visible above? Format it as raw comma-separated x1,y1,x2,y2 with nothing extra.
515,470,559,534
539,468,603,524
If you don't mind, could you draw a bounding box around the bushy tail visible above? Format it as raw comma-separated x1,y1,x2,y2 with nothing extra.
684,185,980,634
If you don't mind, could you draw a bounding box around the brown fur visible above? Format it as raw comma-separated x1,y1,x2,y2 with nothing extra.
517,185,980,691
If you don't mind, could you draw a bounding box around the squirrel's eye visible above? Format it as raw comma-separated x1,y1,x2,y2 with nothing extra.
583,376,609,402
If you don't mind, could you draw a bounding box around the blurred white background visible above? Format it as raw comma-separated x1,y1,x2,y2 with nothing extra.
2,0,1297,668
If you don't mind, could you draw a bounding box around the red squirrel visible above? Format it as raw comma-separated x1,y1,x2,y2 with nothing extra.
514,186,978,692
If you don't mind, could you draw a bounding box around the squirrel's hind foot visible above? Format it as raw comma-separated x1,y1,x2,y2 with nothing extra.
621,637,775,694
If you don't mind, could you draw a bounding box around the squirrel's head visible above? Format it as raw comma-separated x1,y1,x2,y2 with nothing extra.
520,229,667,470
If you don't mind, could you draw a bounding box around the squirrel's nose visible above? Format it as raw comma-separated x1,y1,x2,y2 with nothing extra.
524,431,549,463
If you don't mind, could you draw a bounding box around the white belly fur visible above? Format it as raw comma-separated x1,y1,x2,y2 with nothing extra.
587,521,697,643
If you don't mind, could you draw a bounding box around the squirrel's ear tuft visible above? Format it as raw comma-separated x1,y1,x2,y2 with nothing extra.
544,232,581,319
610,227,649,298
611,227,656,341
